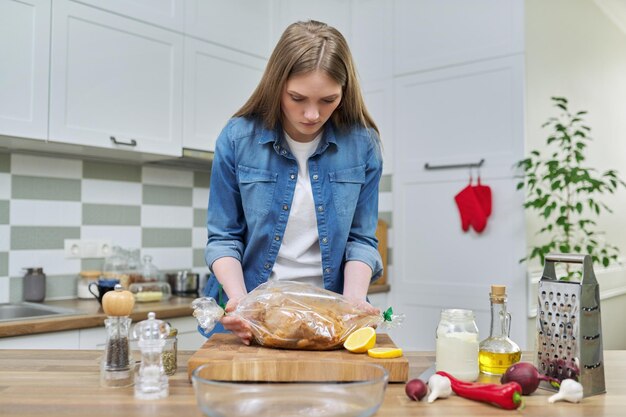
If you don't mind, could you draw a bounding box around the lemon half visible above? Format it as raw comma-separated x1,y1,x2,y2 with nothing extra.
343,327,376,353
367,347,403,359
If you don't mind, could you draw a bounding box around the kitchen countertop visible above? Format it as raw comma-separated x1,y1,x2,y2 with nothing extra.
0,285,390,338
0,350,624,416
0,297,194,338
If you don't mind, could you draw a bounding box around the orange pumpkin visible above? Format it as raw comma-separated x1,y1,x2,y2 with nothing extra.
102,284,135,316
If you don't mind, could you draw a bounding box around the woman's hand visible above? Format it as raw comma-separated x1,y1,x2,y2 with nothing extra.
345,297,380,315
220,296,253,345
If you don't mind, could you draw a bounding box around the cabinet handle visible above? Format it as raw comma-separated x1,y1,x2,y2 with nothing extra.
110,136,137,147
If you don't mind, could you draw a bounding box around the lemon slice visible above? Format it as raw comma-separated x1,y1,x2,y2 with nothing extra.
367,347,403,359
343,327,376,353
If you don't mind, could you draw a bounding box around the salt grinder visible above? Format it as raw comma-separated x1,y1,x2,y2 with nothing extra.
133,312,170,399
100,284,135,387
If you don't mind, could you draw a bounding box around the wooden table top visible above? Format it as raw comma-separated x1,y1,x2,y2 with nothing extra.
1,349,625,416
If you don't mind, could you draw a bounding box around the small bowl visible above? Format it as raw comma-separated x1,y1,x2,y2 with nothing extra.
191,359,388,417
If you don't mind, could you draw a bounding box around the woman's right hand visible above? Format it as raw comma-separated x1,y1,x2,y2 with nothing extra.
220,297,253,345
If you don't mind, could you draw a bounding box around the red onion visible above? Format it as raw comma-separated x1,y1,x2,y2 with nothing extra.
405,378,428,401
501,362,560,395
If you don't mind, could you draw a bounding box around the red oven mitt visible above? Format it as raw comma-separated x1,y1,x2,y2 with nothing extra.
454,183,487,233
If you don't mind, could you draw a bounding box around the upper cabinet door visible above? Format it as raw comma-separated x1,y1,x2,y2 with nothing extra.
49,0,183,156
0,0,50,140
184,0,273,58
393,0,524,75
74,0,184,32
183,38,266,152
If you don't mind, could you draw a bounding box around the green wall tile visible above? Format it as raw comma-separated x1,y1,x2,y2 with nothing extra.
143,185,192,206
193,248,206,267
82,259,104,271
0,252,8,276
380,174,392,192
9,276,22,302
193,171,211,188
83,160,141,182
142,228,191,248
193,208,207,228
379,211,392,227
0,200,8,224
12,175,81,201
46,274,77,299
11,226,80,250
83,203,141,226
0,153,9,172
387,248,393,267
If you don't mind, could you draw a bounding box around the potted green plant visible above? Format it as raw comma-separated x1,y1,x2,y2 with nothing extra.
516,97,625,276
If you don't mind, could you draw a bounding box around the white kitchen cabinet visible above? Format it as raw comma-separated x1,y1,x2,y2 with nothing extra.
0,329,80,349
184,0,273,58
0,0,50,140
183,37,265,152
73,0,184,32
49,0,184,157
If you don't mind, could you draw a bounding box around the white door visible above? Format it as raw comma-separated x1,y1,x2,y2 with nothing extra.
389,56,527,351
49,0,184,156
0,0,50,140
182,38,266,152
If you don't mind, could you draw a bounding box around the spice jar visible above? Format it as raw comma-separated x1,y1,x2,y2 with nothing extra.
435,308,480,382
162,327,178,376
77,270,100,299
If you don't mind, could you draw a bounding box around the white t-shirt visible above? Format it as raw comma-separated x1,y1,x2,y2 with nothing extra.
270,131,323,287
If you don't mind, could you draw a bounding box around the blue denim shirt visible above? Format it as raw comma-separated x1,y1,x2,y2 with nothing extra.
203,116,383,304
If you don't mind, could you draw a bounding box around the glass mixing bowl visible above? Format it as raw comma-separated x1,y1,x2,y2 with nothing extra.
191,359,389,417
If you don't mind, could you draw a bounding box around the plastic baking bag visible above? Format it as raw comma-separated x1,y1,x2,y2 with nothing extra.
192,280,403,350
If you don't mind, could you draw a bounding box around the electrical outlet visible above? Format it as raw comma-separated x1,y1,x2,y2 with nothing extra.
64,239,112,259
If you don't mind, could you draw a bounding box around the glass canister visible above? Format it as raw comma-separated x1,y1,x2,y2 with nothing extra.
77,270,100,299
102,246,130,288
435,308,480,381
162,327,178,376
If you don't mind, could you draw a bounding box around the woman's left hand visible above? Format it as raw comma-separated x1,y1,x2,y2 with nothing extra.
345,297,380,315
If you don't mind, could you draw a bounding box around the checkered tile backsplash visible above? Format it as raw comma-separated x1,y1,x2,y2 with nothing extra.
0,151,393,302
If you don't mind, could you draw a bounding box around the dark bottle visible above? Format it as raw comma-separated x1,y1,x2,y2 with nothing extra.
23,267,46,302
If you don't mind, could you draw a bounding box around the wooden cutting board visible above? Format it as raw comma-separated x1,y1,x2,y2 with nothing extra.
187,333,408,383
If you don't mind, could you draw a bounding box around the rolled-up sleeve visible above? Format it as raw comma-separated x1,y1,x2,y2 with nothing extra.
204,121,246,272
344,132,384,281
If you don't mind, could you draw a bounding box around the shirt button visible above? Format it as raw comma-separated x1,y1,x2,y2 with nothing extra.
274,235,281,241
317,205,324,212
324,267,331,274
322,237,328,244
290,174,296,180
281,149,287,155
312,174,319,180
264,263,271,269
282,204,289,211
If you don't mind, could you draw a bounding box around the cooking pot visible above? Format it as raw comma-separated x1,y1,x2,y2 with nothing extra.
166,271,199,297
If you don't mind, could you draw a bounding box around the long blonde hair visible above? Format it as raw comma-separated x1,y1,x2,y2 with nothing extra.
234,20,378,134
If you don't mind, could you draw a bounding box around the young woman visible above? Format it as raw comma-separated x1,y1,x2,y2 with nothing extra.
203,20,383,344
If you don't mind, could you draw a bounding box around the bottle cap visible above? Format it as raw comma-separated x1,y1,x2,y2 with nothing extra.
490,285,507,303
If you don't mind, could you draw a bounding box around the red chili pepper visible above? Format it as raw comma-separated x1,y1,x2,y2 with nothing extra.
436,371,524,410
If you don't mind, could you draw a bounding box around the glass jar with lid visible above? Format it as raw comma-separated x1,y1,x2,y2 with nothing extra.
435,308,480,381
77,270,100,299
162,326,178,376
102,246,130,288
140,255,160,282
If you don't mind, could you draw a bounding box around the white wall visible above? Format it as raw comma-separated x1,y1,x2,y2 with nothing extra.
525,0,626,349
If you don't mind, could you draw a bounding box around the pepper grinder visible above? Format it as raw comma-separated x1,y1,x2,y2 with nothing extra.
100,284,135,387
133,312,170,399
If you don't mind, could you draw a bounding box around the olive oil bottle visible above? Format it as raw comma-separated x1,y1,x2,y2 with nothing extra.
479,285,521,375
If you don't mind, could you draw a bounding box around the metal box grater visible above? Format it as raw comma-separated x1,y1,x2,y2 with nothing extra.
536,253,605,397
